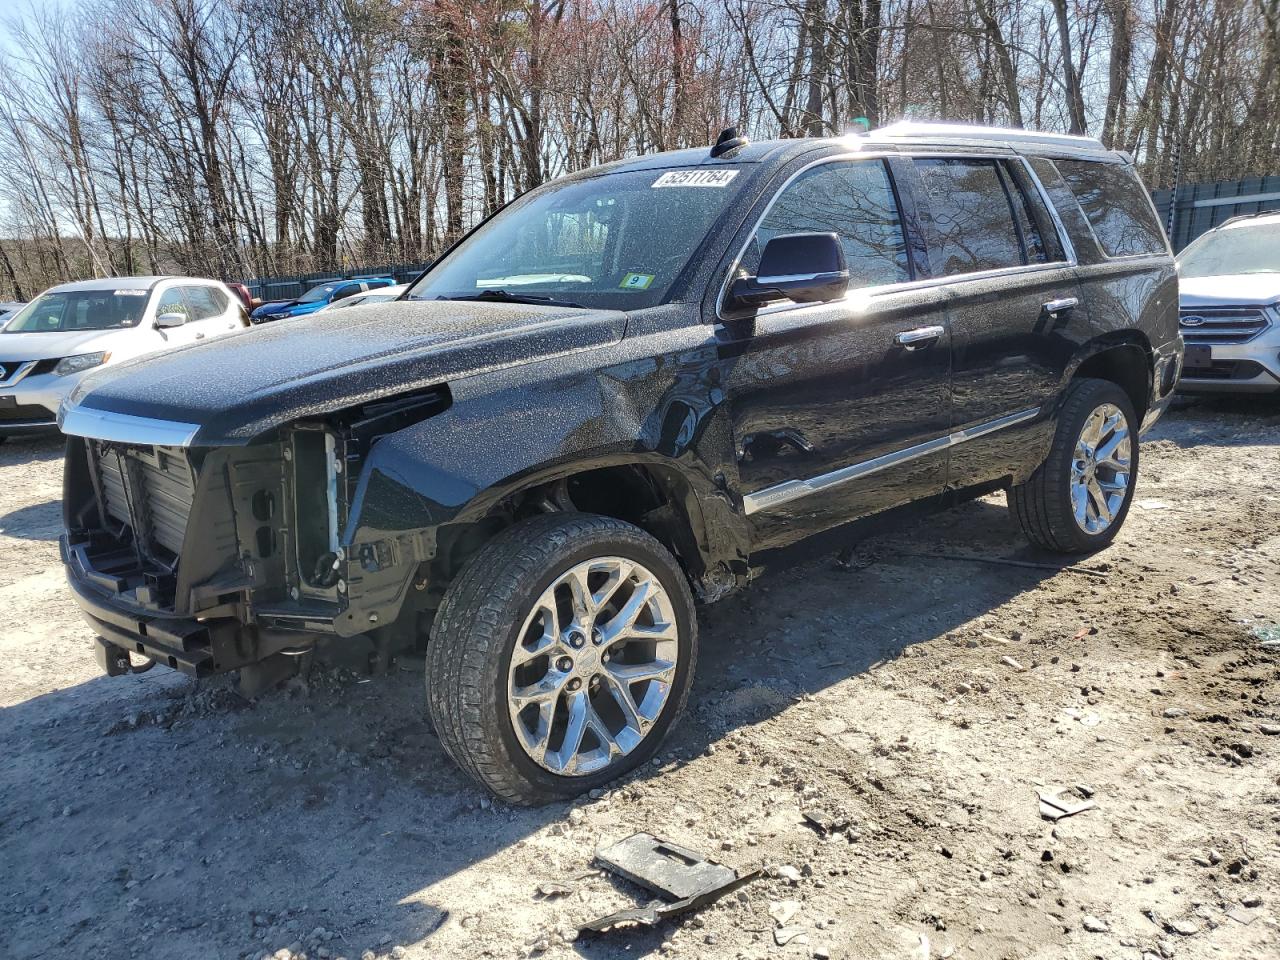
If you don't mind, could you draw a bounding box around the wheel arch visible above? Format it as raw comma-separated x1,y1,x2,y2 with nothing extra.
430,454,750,605
1063,333,1153,420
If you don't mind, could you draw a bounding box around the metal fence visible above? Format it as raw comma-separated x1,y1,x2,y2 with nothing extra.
1152,176,1280,251
243,262,432,302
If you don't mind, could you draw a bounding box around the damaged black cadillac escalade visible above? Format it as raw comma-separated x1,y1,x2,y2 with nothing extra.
59,123,1182,803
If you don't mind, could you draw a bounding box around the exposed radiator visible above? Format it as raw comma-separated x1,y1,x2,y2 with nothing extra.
95,443,196,557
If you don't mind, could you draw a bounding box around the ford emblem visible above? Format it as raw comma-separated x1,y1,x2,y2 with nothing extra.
1180,315,1207,327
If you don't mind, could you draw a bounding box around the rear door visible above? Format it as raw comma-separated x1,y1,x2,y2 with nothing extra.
908,154,1082,489
720,156,953,551
181,284,241,341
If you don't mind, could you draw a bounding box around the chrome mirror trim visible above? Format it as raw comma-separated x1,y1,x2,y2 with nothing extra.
58,405,200,447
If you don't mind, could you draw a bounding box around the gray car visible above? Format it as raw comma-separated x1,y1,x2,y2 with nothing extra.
1176,211,1280,393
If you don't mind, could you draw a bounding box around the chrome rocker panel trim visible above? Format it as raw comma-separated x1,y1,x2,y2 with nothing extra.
58,405,201,447
743,407,1041,515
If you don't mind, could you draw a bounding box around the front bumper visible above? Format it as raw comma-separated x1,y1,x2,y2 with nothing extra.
61,535,246,676
1177,340,1280,393
0,369,84,434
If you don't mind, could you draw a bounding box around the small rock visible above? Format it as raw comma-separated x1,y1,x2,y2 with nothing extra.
768,901,801,926
390,947,406,959
1082,915,1109,933
775,864,802,885
1259,724,1280,736
536,882,573,899
566,808,584,826
1241,894,1262,907
1001,655,1026,671
1162,707,1187,719
1170,919,1199,936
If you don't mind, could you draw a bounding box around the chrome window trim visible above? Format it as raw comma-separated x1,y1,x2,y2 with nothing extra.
58,405,201,447
1017,156,1077,265
715,150,1078,325
742,407,1041,516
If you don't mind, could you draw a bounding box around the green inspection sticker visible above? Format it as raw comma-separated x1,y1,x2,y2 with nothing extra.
619,273,655,290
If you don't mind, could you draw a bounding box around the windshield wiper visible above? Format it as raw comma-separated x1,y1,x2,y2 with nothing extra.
435,289,586,309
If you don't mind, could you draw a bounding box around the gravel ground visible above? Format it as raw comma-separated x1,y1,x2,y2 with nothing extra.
1,397,1278,960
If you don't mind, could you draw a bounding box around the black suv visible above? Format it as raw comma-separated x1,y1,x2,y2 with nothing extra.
59,123,1181,803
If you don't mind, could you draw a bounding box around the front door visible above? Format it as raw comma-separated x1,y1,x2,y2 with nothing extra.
719,157,953,551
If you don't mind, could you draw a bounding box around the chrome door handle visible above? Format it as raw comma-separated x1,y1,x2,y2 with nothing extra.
1043,297,1079,314
894,325,944,349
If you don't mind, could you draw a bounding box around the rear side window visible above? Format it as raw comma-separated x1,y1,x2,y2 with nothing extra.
747,159,911,289
1054,159,1167,257
913,158,1029,276
184,286,228,321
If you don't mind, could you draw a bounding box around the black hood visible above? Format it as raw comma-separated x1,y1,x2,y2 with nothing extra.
68,299,627,444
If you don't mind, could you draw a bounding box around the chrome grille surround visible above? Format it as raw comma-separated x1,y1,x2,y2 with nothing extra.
1178,305,1273,344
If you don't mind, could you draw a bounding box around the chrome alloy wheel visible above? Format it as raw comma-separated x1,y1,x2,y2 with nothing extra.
506,557,679,777
1070,402,1132,535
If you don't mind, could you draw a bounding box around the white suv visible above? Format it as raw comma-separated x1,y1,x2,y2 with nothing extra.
1177,211,1280,393
0,276,247,440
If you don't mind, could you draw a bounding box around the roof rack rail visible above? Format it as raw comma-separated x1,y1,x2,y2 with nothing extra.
872,121,1108,153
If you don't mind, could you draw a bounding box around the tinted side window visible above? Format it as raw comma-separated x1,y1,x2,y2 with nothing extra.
184,286,227,321
748,159,910,289
913,158,1028,275
155,287,191,322
1027,156,1097,259
1054,159,1167,257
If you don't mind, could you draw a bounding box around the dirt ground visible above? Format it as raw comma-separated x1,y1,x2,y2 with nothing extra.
1,397,1278,960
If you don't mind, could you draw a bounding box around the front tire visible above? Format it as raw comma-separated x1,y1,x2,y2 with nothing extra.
426,512,697,804
1010,378,1138,554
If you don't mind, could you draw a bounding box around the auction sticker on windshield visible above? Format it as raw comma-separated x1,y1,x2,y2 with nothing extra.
114,289,149,296
652,170,739,188
619,273,655,290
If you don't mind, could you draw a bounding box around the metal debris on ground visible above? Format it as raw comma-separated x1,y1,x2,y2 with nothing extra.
578,833,760,934
774,925,809,946
801,809,851,835
1037,787,1098,821
535,882,573,900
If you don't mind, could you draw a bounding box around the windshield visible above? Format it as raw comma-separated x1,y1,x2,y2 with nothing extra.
2,288,149,333
1178,220,1280,278
298,283,340,303
407,167,746,310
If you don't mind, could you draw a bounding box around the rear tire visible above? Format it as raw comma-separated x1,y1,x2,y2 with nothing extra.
426,512,697,805
1009,378,1138,554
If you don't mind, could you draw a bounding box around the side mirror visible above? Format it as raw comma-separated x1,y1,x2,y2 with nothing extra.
155,312,186,328
728,232,849,308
